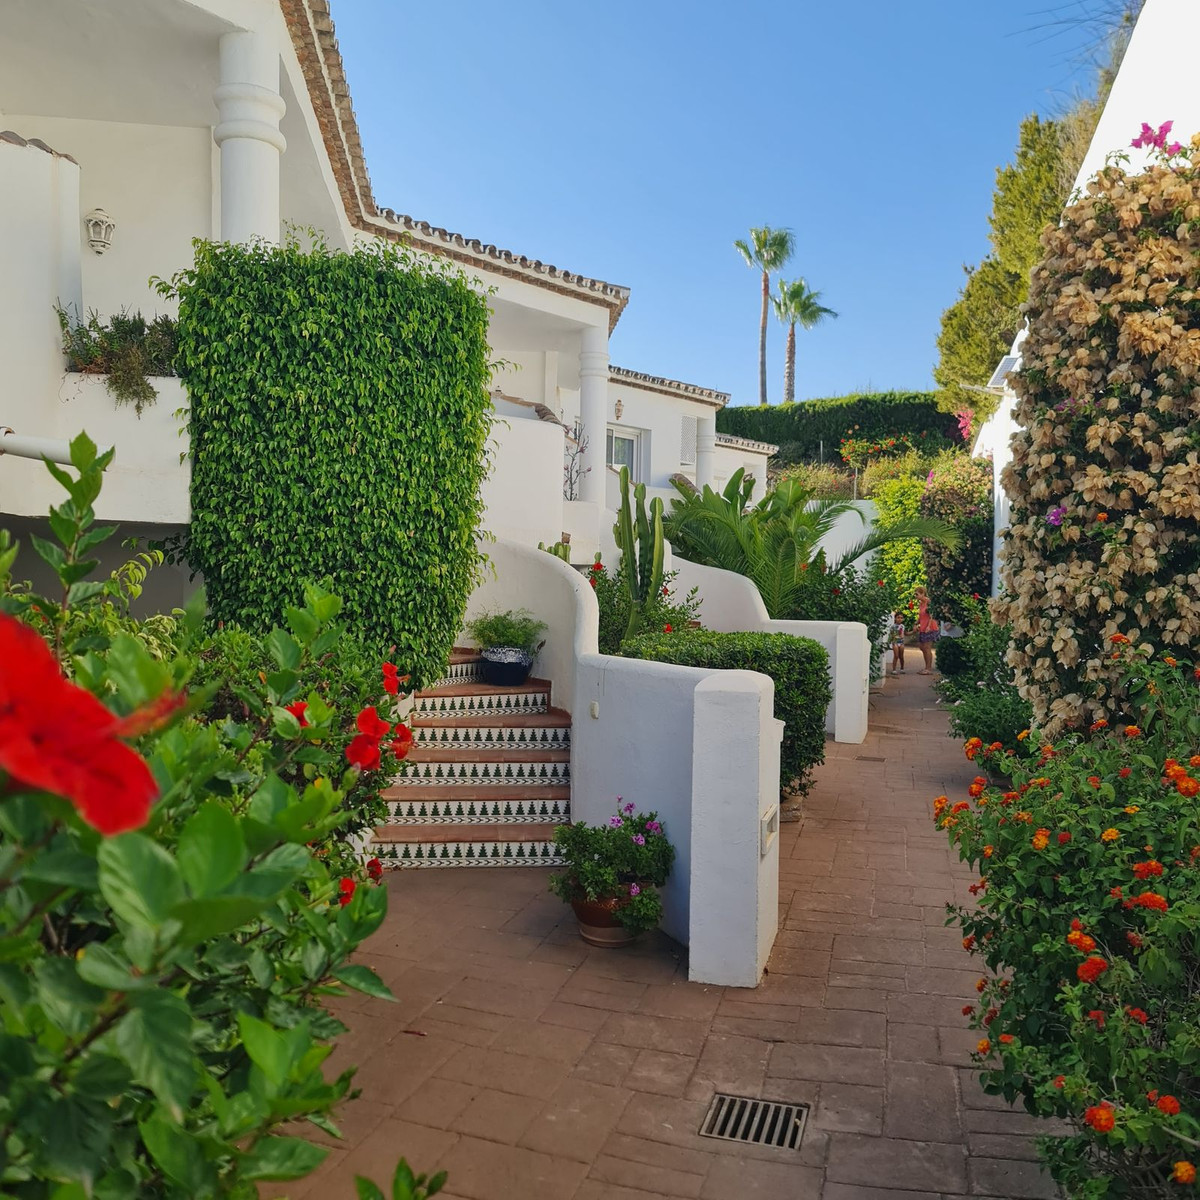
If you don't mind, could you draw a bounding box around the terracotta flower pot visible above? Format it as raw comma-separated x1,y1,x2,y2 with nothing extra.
570,896,639,948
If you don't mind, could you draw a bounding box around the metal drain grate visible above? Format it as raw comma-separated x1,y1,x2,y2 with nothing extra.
698,1093,808,1150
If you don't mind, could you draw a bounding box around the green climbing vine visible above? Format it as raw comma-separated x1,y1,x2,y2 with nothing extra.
163,232,492,685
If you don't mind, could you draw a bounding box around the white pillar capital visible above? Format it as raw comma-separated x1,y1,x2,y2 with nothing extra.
215,31,284,245
578,326,610,507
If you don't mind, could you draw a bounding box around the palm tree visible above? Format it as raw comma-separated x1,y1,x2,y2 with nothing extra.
772,278,837,405
734,227,795,406
664,470,959,619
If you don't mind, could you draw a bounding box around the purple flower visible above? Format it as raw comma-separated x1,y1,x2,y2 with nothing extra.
1046,505,1067,527
629,883,641,897
610,816,623,828
623,802,635,815
632,834,646,846
1166,141,1184,155
647,820,662,834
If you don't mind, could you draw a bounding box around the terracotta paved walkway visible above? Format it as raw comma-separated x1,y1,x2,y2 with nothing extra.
271,673,1060,1200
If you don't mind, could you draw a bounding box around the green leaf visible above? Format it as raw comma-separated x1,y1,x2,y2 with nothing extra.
72,1053,133,1100
66,579,109,606
239,1135,328,1181
337,875,389,944
236,1012,291,1086
23,843,99,890
169,895,270,944
35,958,105,1037
332,964,396,1002
266,628,302,670
177,801,246,896
75,942,147,991
140,1112,216,1197
355,1179,386,1200
98,833,184,928
114,991,196,1121
31,533,67,572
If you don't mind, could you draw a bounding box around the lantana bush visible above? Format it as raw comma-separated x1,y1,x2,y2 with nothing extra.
996,127,1200,736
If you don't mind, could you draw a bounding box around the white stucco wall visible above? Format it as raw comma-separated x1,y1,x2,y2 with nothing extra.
0,375,190,523
479,416,564,549
7,115,213,319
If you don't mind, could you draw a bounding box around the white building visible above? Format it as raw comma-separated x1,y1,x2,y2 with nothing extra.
976,0,1200,592
0,0,771,578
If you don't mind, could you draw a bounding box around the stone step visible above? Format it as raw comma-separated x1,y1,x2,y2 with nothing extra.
394,757,570,786
367,838,564,870
381,794,570,826
411,707,571,750
411,680,551,718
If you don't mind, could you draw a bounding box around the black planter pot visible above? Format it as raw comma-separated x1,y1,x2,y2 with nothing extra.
478,647,534,687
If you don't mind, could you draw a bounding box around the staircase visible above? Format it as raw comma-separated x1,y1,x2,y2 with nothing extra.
368,649,571,869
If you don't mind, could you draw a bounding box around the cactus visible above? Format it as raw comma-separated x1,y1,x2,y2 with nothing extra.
612,465,664,640
538,540,571,563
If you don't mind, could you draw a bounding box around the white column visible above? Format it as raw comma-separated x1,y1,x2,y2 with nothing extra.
214,32,285,245
696,413,716,491
578,325,609,507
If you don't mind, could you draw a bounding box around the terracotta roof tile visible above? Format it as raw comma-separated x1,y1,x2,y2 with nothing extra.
716,432,778,456
609,366,729,409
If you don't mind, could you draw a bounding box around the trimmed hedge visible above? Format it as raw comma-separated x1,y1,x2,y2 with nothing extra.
717,392,959,463
620,629,832,794
168,234,491,687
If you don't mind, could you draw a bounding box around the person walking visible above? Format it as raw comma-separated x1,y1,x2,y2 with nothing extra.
913,586,939,675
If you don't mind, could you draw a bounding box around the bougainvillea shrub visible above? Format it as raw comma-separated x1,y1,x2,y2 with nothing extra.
939,639,1200,1197
0,437,429,1196
995,131,1200,736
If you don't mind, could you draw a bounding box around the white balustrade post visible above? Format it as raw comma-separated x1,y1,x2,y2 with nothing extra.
578,325,609,507
214,32,285,245
696,413,716,491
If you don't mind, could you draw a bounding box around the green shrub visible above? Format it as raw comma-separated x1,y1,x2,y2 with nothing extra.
621,628,832,794
772,460,854,500
0,436,426,1196
589,561,700,656
859,449,935,497
921,454,993,627
870,477,927,601
717,391,960,463
937,645,1200,1197
166,233,491,688
464,609,547,651
932,633,971,677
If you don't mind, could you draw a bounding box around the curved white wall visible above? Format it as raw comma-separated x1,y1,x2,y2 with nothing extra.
479,416,565,549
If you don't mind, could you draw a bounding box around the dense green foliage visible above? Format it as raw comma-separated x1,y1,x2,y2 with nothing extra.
718,392,958,464
772,461,854,500
550,803,676,934
936,598,1032,758
870,477,927,601
463,609,547,652
621,627,832,794
939,645,1200,1197
588,561,699,657
920,454,994,627
57,306,178,415
0,439,423,1197
665,470,955,624
166,234,491,687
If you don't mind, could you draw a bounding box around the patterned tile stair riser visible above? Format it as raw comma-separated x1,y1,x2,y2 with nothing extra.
366,652,571,870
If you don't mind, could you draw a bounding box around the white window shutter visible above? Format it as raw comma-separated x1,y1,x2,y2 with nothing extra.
680,416,698,465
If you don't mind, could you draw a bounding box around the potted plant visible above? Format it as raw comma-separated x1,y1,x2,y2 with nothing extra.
549,801,675,947
464,608,548,686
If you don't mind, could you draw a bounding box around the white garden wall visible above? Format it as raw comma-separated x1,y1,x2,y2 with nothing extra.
479,417,564,549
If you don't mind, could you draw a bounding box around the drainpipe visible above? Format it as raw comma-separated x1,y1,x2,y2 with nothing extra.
0,429,113,465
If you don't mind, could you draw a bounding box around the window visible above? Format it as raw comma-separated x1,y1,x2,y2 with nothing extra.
606,428,639,478
680,416,698,465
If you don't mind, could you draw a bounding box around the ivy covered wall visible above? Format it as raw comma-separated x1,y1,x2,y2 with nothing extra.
169,236,492,685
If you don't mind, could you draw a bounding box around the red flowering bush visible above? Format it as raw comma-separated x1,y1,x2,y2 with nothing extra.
938,642,1200,1196
0,437,431,1195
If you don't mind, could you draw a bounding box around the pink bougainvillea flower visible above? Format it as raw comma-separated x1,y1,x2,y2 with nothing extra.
629,882,641,897
632,834,646,846
0,613,159,836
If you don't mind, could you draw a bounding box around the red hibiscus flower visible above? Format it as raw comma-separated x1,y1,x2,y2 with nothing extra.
366,857,384,881
0,614,159,836
346,734,382,772
285,700,309,727
356,706,392,740
338,877,357,906
390,723,414,760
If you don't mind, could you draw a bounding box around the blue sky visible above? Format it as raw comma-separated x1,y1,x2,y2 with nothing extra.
334,2,1101,406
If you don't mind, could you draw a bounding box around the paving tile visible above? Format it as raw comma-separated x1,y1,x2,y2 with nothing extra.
395,1077,477,1130
968,1156,1060,1198
825,1133,968,1193
574,1041,641,1087
685,1033,771,1100
451,1087,536,1143
521,1078,631,1163
884,1061,961,1141
436,1136,589,1200
589,1153,705,1197
768,1043,886,1087
438,1046,570,1100
625,1049,696,1097
820,1186,941,1200
637,982,723,1023
814,1082,885,1134
597,1013,709,1057
701,1154,824,1198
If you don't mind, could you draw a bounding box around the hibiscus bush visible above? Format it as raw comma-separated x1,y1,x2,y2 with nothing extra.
995,129,1200,736
938,639,1200,1197
587,558,700,656
0,435,429,1197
